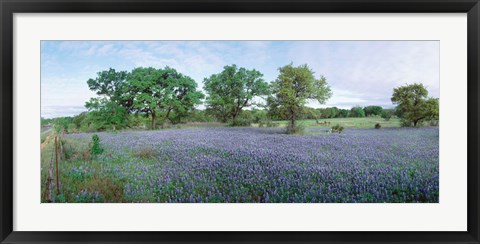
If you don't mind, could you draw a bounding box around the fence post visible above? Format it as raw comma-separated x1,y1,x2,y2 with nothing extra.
55,136,60,194
47,167,54,203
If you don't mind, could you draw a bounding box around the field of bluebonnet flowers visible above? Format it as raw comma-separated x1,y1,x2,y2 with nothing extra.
45,127,439,203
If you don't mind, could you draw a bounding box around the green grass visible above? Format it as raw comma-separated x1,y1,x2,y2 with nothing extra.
271,117,402,129
41,131,125,203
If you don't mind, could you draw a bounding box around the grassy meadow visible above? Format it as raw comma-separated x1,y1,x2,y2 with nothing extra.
268,117,402,129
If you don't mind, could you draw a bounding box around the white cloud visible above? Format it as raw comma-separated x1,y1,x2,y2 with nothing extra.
307,88,378,109
97,44,116,55
289,41,439,107
117,47,179,68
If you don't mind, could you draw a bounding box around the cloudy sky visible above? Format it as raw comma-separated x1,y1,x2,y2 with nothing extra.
41,40,439,118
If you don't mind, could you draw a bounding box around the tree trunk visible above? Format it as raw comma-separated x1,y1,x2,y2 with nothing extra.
162,108,172,129
232,113,238,125
291,109,296,127
47,167,54,203
151,111,156,130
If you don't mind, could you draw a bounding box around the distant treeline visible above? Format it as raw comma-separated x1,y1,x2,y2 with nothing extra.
41,105,395,134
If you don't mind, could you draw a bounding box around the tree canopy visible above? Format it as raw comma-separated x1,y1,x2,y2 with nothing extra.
85,98,128,131
157,67,204,127
391,83,439,126
125,67,203,129
204,65,270,125
269,63,332,133
87,68,128,100
86,68,130,130
85,67,203,130
363,106,383,117
349,106,365,118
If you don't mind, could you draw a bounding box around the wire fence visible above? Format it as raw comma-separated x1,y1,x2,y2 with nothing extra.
43,135,62,203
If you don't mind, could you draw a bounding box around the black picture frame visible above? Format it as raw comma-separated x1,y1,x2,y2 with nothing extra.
1,0,479,243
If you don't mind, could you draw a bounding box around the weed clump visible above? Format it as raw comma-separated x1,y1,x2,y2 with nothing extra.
90,134,103,156
331,124,344,133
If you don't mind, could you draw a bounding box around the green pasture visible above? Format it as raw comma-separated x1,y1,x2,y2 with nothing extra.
271,117,402,129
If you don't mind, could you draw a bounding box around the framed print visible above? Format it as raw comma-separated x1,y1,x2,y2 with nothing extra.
1,0,479,243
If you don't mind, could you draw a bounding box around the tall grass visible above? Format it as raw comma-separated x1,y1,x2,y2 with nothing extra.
40,131,125,203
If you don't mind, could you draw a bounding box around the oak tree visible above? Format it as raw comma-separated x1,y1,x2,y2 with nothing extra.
269,63,332,133
391,83,439,127
204,65,270,125
126,67,203,129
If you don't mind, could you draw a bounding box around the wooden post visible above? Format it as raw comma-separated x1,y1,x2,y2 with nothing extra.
59,137,64,160
47,167,54,203
55,136,59,194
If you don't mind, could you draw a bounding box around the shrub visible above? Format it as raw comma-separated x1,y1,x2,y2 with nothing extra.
90,134,104,156
127,115,146,128
251,110,267,123
375,123,382,129
331,124,344,133
401,119,413,127
229,111,255,127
